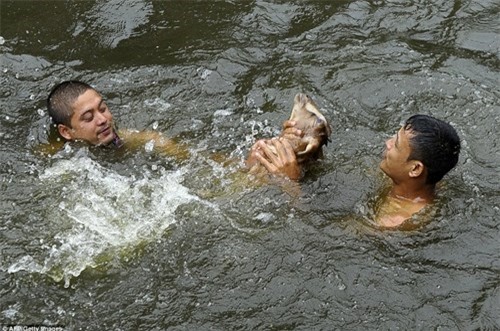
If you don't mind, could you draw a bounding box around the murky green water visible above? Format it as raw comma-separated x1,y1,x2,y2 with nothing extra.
1,0,499,330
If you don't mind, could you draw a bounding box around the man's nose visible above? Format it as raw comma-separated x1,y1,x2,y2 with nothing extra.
385,138,393,149
95,112,108,124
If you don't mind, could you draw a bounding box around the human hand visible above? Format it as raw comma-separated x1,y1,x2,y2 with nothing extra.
247,121,301,169
281,120,303,140
253,137,301,180
246,139,266,168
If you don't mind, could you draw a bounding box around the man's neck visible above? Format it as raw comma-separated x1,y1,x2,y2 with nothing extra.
375,181,435,228
101,130,123,148
390,181,435,203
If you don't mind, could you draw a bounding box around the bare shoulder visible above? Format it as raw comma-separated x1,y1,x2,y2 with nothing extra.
375,195,427,229
118,129,190,160
118,129,166,142
377,214,409,228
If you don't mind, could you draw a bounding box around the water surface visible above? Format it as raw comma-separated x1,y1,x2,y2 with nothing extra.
1,0,499,329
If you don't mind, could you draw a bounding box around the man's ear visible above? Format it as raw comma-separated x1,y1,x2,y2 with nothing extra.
57,124,74,141
409,160,425,178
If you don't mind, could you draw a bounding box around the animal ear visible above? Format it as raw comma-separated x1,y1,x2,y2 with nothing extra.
58,124,74,141
409,161,425,178
298,141,320,156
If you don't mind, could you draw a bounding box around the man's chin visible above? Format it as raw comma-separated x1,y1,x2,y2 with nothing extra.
97,130,116,146
94,136,113,146
379,161,388,175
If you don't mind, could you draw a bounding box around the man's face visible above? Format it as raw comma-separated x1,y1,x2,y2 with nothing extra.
60,89,115,146
380,127,414,183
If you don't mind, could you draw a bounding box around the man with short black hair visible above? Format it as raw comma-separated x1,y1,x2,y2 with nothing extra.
376,114,460,226
46,80,189,158
253,114,461,227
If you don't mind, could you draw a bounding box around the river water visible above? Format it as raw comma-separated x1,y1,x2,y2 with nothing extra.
1,0,499,330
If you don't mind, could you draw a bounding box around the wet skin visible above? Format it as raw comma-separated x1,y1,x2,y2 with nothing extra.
377,127,433,227
246,93,331,180
380,127,415,186
50,89,191,161
58,89,116,146
250,123,434,228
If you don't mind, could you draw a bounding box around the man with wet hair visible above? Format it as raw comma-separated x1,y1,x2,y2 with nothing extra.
48,80,121,147
376,114,460,227
255,114,461,228
46,80,189,158
48,81,91,127
392,115,461,185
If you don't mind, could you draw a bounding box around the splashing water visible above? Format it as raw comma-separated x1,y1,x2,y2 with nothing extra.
8,150,207,287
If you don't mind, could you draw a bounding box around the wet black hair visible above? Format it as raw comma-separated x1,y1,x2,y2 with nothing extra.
404,114,460,185
47,80,94,127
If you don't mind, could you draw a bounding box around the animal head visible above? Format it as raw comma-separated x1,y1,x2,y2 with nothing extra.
245,93,332,177
281,93,331,163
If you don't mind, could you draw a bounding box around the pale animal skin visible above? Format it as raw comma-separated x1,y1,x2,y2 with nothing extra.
280,93,331,163
246,93,332,177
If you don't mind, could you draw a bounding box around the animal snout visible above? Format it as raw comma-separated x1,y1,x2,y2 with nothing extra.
294,93,310,105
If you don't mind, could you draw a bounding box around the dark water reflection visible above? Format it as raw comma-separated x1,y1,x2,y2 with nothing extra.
1,0,499,329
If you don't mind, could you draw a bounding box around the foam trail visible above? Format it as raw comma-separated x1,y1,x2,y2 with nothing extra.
10,151,208,287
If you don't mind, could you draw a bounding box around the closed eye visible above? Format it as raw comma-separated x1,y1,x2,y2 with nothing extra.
81,111,93,122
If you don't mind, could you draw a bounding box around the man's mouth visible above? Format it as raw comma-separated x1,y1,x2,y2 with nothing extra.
98,126,112,136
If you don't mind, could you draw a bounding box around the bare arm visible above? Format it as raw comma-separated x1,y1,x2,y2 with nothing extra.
118,129,190,161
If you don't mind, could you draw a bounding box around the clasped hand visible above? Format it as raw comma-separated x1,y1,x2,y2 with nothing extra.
246,121,302,180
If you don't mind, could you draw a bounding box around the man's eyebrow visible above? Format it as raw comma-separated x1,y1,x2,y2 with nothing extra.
80,97,103,118
97,98,105,108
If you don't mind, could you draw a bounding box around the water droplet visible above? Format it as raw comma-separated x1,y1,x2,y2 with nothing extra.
145,139,155,152
200,68,212,80
305,33,317,41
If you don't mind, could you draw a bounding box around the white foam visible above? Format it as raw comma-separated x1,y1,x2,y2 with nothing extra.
12,151,206,286
143,97,172,111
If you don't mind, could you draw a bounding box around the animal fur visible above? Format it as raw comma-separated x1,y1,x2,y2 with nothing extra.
247,93,331,173
280,93,331,163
